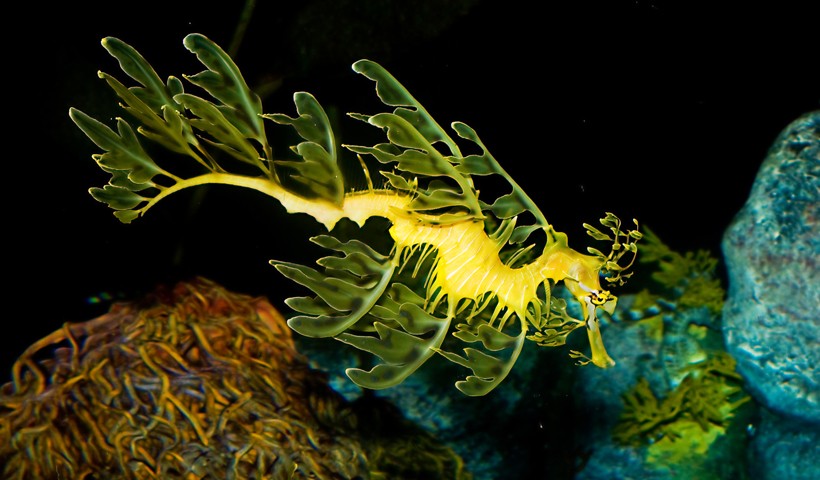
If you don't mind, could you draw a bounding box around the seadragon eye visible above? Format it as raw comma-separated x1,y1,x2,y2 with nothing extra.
590,289,612,306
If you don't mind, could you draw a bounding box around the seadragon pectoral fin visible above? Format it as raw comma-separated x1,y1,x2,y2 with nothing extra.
270,235,395,337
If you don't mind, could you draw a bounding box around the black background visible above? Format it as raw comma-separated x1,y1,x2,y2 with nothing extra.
4,1,818,379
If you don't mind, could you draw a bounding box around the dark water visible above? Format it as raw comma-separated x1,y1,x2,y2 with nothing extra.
5,1,818,478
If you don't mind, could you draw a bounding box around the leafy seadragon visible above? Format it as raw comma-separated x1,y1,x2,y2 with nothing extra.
70,34,641,396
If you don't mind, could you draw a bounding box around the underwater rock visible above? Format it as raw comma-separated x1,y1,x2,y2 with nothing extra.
0,278,471,479
574,308,748,480
722,110,820,424
748,408,820,480
572,303,667,436
574,305,751,480
574,231,753,480
572,310,668,480
296,323,538,480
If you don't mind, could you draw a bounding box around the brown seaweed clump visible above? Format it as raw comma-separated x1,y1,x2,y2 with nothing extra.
0,277,371,479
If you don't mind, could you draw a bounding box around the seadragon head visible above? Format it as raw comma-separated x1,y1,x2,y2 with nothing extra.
527,216,640,369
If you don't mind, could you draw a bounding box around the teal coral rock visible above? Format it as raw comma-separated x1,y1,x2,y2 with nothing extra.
749,410,820,480
721,110,819,424
722,110,820,480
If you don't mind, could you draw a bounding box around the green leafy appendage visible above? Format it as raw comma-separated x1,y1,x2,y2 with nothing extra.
347,60,550,239
71,34,342,224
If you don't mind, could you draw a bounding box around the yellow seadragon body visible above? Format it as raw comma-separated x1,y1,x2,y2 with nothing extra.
70,33,640,395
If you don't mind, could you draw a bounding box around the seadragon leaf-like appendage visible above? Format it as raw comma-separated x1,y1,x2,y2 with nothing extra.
352,59,462,157
263,92,343,205
182,33,269,148
271,236,394,338
340,285,452,389
439,322,528,396
70,34,344,225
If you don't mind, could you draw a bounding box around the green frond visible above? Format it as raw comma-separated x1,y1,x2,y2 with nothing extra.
440,322,527,396
345,112,482,220
101,36,182,113
271,235,395,338
341,302,451,390
97,72,198,158
585,213,642,286
182,33,268,146
526,297,586,347
263,92,343,204
344,73,554,249
70,110,164,185
174,93,263,167
352,59,462,157
451,121,550,243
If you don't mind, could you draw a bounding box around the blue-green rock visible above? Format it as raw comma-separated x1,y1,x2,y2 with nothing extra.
573,298,750,480
748,409,820,480
722,110,820,424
